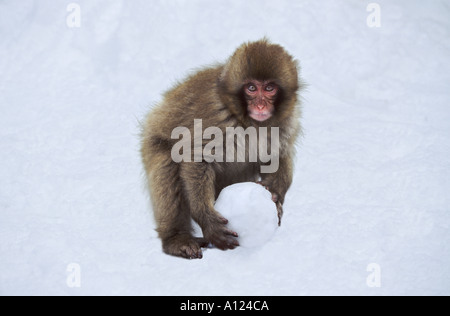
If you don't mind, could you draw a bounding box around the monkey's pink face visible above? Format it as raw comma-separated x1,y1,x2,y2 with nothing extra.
244,80,279,122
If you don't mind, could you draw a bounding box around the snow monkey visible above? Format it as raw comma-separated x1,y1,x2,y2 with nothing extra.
141,39,303,259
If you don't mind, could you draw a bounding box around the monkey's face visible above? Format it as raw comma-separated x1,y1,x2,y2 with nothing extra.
244,80,278,122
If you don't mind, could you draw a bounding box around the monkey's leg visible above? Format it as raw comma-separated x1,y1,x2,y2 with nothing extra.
145,152,208,259
180,162,239,250
259,155,294,226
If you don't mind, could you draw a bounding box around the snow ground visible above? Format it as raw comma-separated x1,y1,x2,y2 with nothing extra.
1,0,449,296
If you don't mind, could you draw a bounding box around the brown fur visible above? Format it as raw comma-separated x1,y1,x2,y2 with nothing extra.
141,39,302,259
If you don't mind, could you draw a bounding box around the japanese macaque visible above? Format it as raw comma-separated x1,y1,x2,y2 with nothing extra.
141,39,302,259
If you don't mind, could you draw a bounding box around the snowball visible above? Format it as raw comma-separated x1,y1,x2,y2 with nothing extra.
214,182,279,248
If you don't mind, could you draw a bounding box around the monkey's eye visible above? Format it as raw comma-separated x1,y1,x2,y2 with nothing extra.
265,85,275,92
247,84,257,92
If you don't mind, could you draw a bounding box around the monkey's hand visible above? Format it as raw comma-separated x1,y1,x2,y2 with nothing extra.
257,181,283,226
275,199,283,227
203,215,240,250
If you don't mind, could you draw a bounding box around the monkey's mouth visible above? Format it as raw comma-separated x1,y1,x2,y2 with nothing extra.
250,112,272,122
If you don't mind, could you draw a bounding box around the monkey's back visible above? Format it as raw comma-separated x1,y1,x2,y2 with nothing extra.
141,64,243,157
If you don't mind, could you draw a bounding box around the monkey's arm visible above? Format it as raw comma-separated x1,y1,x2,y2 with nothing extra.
180,162,239,249
259,154,294,225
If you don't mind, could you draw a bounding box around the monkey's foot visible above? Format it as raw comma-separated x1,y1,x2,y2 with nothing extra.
162,235,209,259
203,217,240,251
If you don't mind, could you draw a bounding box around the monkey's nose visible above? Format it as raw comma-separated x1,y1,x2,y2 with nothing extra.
257,104,265,110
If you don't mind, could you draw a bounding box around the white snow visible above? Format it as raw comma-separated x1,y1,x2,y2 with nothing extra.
1,0,450,296
215,183,278,248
